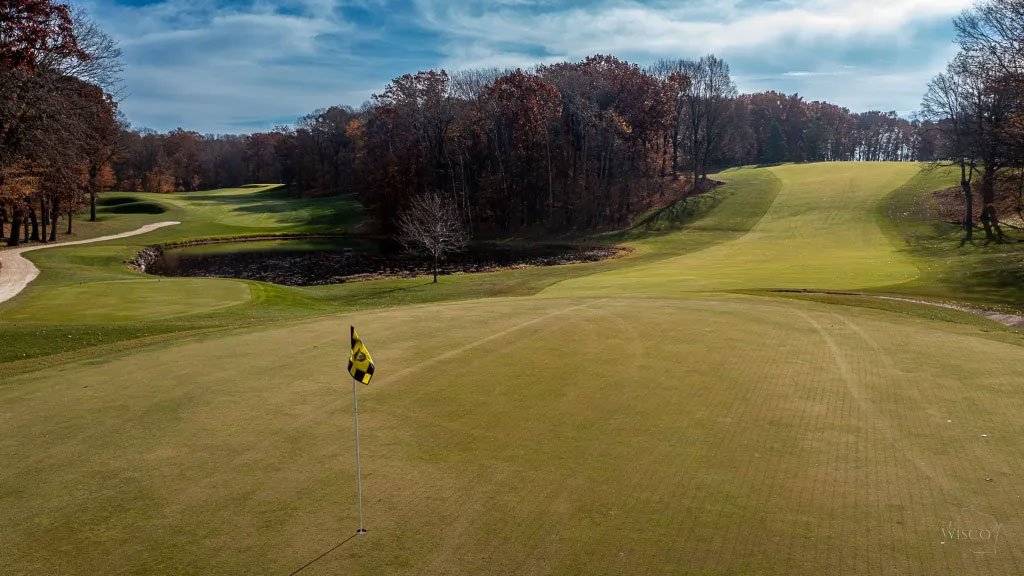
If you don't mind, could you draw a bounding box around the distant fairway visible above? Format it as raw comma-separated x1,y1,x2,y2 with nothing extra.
547,162,923,295
2,164,1024,575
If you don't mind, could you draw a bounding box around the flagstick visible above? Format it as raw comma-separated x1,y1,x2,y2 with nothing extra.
352,378,367,535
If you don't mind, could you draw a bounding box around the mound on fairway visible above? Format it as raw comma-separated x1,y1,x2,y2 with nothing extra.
2,163,1022,575
103,202,167,214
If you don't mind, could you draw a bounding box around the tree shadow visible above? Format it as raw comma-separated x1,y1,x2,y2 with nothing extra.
342,280,436,303
286,533,360,576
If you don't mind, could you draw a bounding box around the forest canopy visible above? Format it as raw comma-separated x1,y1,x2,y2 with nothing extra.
103,57,931,234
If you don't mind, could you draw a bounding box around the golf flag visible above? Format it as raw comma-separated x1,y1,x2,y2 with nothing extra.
348,326,375,384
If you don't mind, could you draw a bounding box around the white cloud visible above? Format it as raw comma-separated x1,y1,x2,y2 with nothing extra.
79,0,379,131
415,0,972,65
413,0,971,114
76,0,976,130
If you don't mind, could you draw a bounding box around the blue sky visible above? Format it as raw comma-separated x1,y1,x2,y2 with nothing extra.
77,0,974,133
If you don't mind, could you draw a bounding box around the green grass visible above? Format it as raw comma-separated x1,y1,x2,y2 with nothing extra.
3,164,1024,575
4,296,1024,574
871,165,1024,309
0,172,779,365
0,185,367,363
545,162,923,296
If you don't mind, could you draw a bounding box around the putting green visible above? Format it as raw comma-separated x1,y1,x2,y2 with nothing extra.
2,163,1023,575
3,296,1023,574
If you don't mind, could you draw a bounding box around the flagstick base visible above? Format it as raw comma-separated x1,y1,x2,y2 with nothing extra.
356,529,367,535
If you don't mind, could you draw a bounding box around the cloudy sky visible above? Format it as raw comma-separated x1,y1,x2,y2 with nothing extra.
78,0,974,133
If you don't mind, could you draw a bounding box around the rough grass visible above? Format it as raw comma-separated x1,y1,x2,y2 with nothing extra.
872,165,1024,310
3,164,1024,575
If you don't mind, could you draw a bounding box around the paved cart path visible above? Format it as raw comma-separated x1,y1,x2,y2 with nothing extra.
0,221,180,305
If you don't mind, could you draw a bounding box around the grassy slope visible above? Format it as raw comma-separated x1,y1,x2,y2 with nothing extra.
870,165,1024,309
0,186,363,365
545,162,923,296
3,164,1024,575
0,170,780,367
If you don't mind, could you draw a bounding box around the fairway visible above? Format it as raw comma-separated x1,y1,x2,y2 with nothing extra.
2,163,1023,575
547,163,923,295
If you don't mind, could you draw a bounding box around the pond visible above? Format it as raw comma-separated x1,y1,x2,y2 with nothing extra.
139,238,624,286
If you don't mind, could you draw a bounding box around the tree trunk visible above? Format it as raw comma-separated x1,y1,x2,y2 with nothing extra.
7,206,21,246
39,197,47,243
433,254,438,283
546,128,553,222
691,131,700,193
50,197,59,241
67,211,73,234
979,163,1002,243
1017,162,1024,222
961,160,974,243
660,132,668,178
90,189,97,222
671,118,680,179
28,207,39,242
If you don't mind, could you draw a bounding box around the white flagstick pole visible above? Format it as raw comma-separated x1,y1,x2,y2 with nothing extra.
352,377,367,535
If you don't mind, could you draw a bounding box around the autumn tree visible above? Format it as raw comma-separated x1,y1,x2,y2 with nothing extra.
481,69,561,228
762,121,787,164
1,1,120,244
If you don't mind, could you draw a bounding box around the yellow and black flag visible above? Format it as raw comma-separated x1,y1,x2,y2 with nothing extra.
348,326,375,384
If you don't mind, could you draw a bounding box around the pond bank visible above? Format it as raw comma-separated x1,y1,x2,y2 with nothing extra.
129,236,630,287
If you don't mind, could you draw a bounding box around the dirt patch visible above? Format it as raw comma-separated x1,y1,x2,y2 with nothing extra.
934,184,1023,226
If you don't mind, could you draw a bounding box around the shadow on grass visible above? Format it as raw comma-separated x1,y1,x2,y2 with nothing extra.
177,184,291,204
104,202,166,214
97,196,141,206
286,533,360,576
338,280,438,305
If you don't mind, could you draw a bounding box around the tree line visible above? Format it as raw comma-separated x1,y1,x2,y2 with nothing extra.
108,57,933,235
921,0,1024,244
1,0,121,246
3,2,946,244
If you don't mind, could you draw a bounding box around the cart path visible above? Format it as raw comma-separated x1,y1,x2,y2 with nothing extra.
0,222,180,305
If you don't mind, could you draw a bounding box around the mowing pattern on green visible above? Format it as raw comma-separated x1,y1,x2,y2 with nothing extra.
546,162,923,296
3,297,1023,574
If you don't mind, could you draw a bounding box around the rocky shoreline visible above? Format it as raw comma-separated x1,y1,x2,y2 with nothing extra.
128,239,630,286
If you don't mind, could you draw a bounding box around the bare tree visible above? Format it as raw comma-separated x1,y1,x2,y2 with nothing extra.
955,0,1024,83
921,63,980,243
648,60,692,178
953,0,1024,242
43,7,123,94
450,67,506,101
678,55,738,186
398,192,468,282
